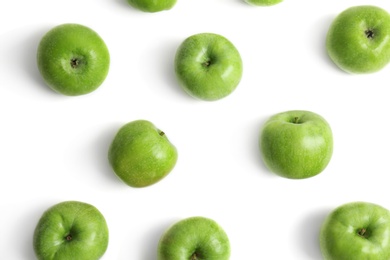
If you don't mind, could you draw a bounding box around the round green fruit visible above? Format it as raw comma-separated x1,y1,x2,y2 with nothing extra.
259,110,333,179
127,0,177,12
174,33,243,101
108,120,178,188
37,23,110,96
244,0,283,6
326,5,390,74
320,201,390,260
33,201,109,260
158,216,231,260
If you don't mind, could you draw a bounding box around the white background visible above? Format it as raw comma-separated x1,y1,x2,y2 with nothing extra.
1,0,390,259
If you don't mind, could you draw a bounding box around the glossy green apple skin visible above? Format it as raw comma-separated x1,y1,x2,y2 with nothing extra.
320,202,390,260
108,120,178,188
158,216,230,260
33,201,109,260
259,110,333,179
326,5,390,74
127,0,176,12
37,23,110,96
175,33,243,101
245,0,282,6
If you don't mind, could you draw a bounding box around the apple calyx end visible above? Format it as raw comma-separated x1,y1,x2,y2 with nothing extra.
191,252,199,260
65,234,73,241
70,58,80,69
365,29,375,39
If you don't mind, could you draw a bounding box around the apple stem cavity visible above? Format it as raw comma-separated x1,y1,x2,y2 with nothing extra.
358,228,368,238
202,59,211,68
365,29,375,39
292,117,302,124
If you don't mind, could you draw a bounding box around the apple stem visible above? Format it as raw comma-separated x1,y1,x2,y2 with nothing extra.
159,131,165,137
293,117,300,124
191,253,198,260
202,60,211,67
358,228,367,237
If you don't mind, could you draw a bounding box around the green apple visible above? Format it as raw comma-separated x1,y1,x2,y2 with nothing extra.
174,33,243,101
127,0,176,12
326,5,390,74
158,216,230,260
108,120,178,187
37,23,110,96
33,201,109,260
320,201,390,260
259,110,333,179
244,0,282,6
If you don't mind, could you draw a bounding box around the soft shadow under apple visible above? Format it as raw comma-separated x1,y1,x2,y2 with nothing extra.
114,0,128,8
92,123,125,185
150,38,196,101
17,201,56,259
251,116,277,177
139,218,177,260
296,208,330,259
21,26,57,95
309,15,344,73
